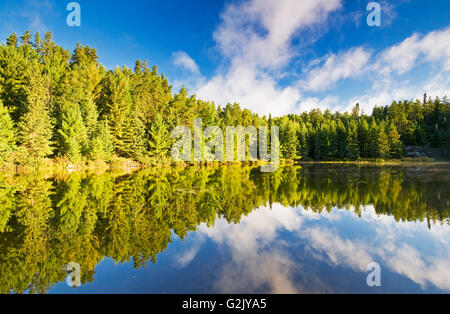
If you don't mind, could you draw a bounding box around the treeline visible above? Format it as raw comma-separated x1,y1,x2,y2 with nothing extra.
278,97,450,161
0,164,448,293
0,31,449,167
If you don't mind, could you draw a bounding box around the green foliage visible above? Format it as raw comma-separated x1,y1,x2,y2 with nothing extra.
89,120,114,161
0,165,448,293
16,59,53,164
0,100,16,165
102,67,133,155
375,121,390,158
388,121,403,158
280,119,299,159
0,31,449,166
58,102,87,163
148,114,172,158
345,120,359,160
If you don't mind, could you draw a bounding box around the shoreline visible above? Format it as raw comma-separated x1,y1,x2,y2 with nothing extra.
1,157,449,176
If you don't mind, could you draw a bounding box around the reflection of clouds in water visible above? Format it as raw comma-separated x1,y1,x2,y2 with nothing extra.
172,234,206,268
383,244,450,290
199,204,307,293
298,205,342,222
302,206,450,291
360,205,450,247
304,227,374,272
175,203,450,292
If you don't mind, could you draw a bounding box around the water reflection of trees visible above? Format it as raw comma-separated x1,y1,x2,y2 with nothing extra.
0,165,448,293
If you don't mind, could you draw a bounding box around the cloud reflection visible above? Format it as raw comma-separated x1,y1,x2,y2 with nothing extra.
187,203,450,293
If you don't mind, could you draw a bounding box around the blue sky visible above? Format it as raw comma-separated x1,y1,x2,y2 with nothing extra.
0,0,449,116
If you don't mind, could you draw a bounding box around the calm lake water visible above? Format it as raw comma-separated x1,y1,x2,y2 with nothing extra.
1,164,449,294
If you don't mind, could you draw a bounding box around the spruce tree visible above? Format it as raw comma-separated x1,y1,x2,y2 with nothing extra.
345,120,360,160
282,120,299,160
320,124,330,160
358,119,370,158
298,123,309,160
387,121,403,158
6,33,18,47
375,121,390,158
313,132,322,160
0,43,31,121
20,31,32,46
58,102,88,163
0,32,448,165
148,114,172,158
368,119,379,158
0,100,16,165
122,111,147,160
17,61,53,164
89,120,114,161
102,68,133,156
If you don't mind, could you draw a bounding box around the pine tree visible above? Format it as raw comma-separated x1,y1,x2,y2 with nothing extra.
358,119,370,158
0,100,16,165
345,120,359,160
281,120,299,160
387,121,403,158
328,120,338,159
297,123,309,160
169,86,196,129
368,119,379,158
6,33,18,47
337,120,347,159
80,96,99,139
58,102,88,163
89,120,114,161
102,68,133,156
39,32,71,97
352,103,360,117
20,31,32,46
313,131,322,160
1,32,449,166
132,62,172,127
17,61,53,164
375,121,390,158
122,111,146,160
0,42,32,121
320,124,330,160
148,114,172,158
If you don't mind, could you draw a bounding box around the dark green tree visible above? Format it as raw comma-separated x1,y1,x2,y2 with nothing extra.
148,114,172,158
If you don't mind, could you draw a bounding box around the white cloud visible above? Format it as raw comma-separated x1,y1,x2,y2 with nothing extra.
344,70,450,115
377,27,450,75
172,51,200,74
300,47,372,91
188,0,449,117
195,0,342,117
296,27,450,114
296,95,345,114
197,69,302,117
